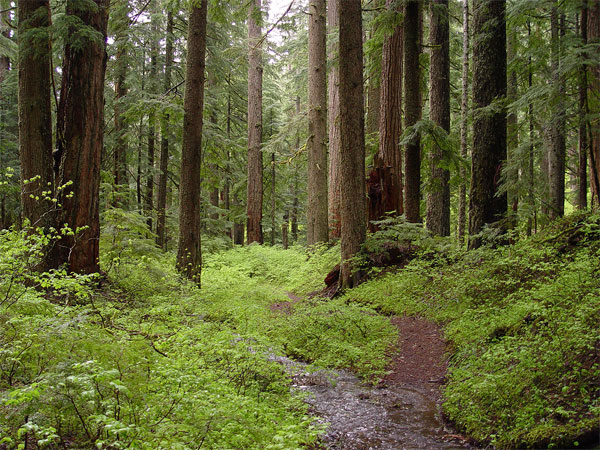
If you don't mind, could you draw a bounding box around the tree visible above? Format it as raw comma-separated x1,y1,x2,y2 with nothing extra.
578,0,588,210
426,0,450,236
145,0,159,230
339,0,366,288
307,0,328,246
18,0,53,229
112,0,129,199
156,11,174,249
403,0,422,223
53,0,110,273
548,6,565,220
458,0,469,244
328,0,341,239
177,0,207,285
247,0,264,244
468,0,507,249
588,0,600,208
368,0,403,229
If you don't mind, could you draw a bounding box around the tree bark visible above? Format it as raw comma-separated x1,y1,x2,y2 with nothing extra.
145,1,158,231
247,0,264,244
18,0,54,230
113,1,128,201
548,7,566,220
468,0,507,249
458,0,469,245
53,0,109,273
578,2,588,210
403,0,422,223
156,11,173,249
339,0,366,289
506,24,519,227
177,0,207,285
307,0,329,246
426,0,451,236
327,0,342,239
588,0,600,208
527,19,536,236
368,0,403,231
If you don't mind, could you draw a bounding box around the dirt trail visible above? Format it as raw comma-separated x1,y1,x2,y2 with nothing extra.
272,295,474,450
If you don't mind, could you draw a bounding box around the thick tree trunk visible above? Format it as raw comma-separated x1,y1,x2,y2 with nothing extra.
156,12,173,249
366,0,383,137
271,151,276,245
468,0,507,249
588,0,600,208
458,0,469,245
53,0,109,273
548,7,566,220
339,0,366,289
18,0,54,230
426,0,451,236
327,0,342,239
403,0,422,223
578,2,588,210
368,0,403,231
247,0,264,244
307,0,329,246
177,0,207,285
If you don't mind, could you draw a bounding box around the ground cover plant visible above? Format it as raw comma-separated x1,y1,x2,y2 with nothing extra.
347,212,600,449
0,225,395,449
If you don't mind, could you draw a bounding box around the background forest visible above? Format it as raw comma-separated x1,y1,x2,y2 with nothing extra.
0,0,600,449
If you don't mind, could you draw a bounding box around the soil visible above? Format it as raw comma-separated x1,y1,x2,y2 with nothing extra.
270,294,473,449
383,316,449,403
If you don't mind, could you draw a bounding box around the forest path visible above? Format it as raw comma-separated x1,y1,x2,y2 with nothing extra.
273,294,475,450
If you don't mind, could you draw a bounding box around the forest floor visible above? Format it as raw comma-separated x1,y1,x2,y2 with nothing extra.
272,293,473,449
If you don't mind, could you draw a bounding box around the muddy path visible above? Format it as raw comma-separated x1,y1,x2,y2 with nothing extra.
272,295,475,449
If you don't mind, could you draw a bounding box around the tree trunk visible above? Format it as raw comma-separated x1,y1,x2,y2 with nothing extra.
53,0,109,273
18,0,53,230
156,11,173,249
548,7,566,220
588,0,600,208
247,0,264,244
468,0,507,249
458,0,469,245
291,175,299,243
328,0,342,239
527,19,536,236
506,25,519,226
145,0,158,231
307,0,329,246
177,0,207,285
403,0,422,223
578,2,588,210
426,0,450,236
113,1,128,202
366,0,383,137
339,0,366,289
368,0,403,231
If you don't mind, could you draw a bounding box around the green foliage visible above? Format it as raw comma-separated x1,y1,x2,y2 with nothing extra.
0,227,398,448
346,213,600,449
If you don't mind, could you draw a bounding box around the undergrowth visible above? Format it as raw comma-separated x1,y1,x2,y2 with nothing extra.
347,212,600,449
0,220,394,449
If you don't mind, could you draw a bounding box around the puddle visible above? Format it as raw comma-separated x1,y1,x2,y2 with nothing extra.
272,355,473,450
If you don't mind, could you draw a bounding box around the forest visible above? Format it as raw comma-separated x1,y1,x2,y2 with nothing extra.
0,0,600,448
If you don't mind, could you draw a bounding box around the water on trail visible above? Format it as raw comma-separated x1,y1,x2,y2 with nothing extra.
272,355,473,450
